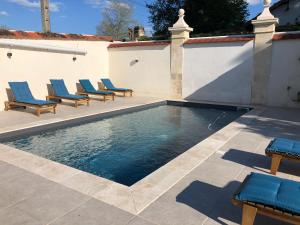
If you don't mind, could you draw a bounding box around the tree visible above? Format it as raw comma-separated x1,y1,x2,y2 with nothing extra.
147,0,184,36
97,0,135,40
147,0,249,36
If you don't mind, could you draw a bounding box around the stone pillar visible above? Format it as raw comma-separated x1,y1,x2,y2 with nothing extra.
251,0,278,105
169,9,193,99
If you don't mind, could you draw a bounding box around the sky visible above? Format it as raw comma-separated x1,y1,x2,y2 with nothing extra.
0,0,279,35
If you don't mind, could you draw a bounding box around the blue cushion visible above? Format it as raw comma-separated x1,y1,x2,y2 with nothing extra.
9,82,34,101
101,79,131,91
234,173,300,215
266,138,300,158
50,80,87,100
85,90,114,95
60,94,87,100
79,79,96,93
50,79,70,96
17,99,56,106
101,79,115,89
9,82,55,106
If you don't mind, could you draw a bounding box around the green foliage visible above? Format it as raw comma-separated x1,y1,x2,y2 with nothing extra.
96,0,136,40
147,0,249,36
147,0,184,36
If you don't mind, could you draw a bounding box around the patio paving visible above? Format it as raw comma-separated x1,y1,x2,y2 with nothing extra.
0,98,299,225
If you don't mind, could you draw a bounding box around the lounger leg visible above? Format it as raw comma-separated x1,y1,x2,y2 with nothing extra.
242,204,257,225
36,108,41,117
271,154,282,175
87,99,90,106
123,92,126,97
130,91,133,97
104,95,106,102
53,106,56,114
75,101,78,108
112,94,115,101
4,102,10,111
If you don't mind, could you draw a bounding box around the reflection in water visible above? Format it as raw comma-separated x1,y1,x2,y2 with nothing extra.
5,105,245,186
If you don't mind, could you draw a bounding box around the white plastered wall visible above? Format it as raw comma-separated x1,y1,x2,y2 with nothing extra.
183,41,254,105
0,39,110,107
109,45,171,97
268,39,300,107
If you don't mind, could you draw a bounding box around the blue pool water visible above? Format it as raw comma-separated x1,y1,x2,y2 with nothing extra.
3,104,246,186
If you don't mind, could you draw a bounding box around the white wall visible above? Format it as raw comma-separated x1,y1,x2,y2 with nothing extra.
183,41,254,105
0,39,110,106
109,45,171,97
268,39,300,107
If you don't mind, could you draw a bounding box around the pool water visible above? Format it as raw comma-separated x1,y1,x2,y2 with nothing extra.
4,105,246,186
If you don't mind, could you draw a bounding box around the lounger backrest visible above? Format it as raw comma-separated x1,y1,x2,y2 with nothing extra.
79,79,96,92
101,79,115,89
50,79,70,96
8,82,34,102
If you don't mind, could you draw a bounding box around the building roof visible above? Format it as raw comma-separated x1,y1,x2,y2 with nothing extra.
270,0,289,11
0,30,113,42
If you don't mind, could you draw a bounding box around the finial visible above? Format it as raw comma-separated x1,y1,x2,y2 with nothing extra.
172,8,189,28
179,9,185,17
258,0,274,20
264,0,272,7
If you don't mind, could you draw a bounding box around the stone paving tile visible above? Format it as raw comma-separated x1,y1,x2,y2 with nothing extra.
0,164,54,210
13,183,91,224
49,198,134,225
127,216,158,225
0,206,40,225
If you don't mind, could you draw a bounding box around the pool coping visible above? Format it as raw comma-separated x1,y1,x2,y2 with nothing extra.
0,100,265,215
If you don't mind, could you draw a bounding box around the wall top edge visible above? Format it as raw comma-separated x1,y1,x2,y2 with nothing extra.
273,32,300,41
108,41,171,49
0,30,113,42
185,35,254,45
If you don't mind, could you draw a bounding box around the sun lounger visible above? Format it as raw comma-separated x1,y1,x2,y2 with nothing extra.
101,78,133,97
47,79,89,107
5,82,57,116
78,79,115,101
232,173,300,225
266,138,300,175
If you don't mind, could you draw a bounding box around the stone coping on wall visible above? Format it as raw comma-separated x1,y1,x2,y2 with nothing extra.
108,41,171,49
273,32,300,41
0,30,113,42
185,35,255,45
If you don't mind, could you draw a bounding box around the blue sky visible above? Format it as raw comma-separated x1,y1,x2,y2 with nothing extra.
0,0,278,35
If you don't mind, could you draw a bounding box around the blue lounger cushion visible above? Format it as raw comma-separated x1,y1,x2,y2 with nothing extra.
50,79,87,100
266,138,300,158
9,82,55,105
234,173,300,215
101,78,131,91
79,79,113,95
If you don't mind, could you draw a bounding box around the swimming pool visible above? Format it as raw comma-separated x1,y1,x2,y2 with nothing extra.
2,102,248,186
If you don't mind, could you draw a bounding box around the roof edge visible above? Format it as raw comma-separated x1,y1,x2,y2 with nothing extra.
0,30,113,42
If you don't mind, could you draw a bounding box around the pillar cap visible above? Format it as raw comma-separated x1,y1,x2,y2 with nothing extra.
168,9,193,32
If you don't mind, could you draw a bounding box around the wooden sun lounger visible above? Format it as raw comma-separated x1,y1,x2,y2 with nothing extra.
4,100,56,116
265,138,300,175
232,197,300,225
232,173,300,225
98,82,133,97
76,83,115,101
4,88,56,116
46,84,90,107
265,152,293,175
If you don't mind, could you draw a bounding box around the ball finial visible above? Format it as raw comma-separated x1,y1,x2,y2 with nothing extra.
264,0,272,6
179,9,185,17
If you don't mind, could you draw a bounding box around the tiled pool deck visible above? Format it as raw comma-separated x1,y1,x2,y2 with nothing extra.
0,96,299,225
